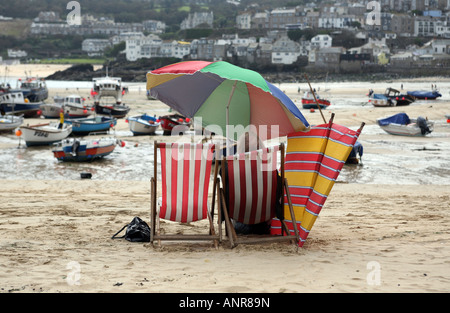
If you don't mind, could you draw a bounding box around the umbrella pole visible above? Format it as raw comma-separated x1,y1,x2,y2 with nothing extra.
225,81,237,156
304,74,326,124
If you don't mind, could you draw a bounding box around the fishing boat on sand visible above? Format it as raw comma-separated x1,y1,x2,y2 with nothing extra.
0,114,24,131
52,137,123,162
11,77,48,102
63,95,93,118
92,72,123,105
159,113,191,135
19,122,72,146
94,103,130,118
0,92,42,117
64,116,117,135
127,113,161,135
301,91,331,109
377,113,434,136
384,88,414,106
40,96,64,118
368,93,397,107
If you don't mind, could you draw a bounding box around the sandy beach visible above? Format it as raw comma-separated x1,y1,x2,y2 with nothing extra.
1,64,449,293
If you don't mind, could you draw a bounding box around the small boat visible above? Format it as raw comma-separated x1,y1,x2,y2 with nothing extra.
407,90,442,100
127,113,161,135
377,113,434,136
40,96,64,118
10,77,48,102
64,116,117,135
368,93,396,107
63,95,93,118
52,137,122,162
92,72,123,104
384,88,414,106
159,113,191,135
94,103,130,118
0,92,43,117
301,91,331,109
20,122,72,146
0,114,24,132
346,141,363,164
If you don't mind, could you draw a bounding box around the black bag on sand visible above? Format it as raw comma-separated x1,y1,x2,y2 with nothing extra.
111,217,150,242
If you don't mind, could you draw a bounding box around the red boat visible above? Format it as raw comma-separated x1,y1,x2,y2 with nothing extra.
301,91,331,109
159,114,191,135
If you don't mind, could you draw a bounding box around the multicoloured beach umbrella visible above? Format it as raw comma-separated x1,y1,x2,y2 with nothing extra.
271,115,363,247
146,61,310,141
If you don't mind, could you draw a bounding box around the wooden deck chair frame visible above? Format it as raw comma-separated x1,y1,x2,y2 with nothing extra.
218,143,299,248
150,141,220,247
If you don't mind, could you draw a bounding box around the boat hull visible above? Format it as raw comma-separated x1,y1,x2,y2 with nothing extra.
63,104,93,118
40,103,62,118
159,114,190,135
377,113,434,136
1,102,42,117
52,138,117,162
21,123,72,146
301,98,331,109
407,90,442,100
65,117,116,135
94,104,130,118
128,114,160,135
0,115,24,131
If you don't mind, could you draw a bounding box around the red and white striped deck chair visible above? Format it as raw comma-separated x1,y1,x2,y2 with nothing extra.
150,141,220,246
271,115,364,247
218,143,299,248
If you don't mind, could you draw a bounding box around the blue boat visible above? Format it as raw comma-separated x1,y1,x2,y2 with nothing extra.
64,116,117,135
406,90,442,100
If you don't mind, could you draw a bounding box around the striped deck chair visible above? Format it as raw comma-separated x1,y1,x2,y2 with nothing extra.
150,141,220,246
271,115,364,247
218,143,299,248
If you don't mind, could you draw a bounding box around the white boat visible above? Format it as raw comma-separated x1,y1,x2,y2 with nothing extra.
20,122,72,146
368,93,397,107
127,114,161,135
0,114,24,131
92,71,123,104
40,95,64,118
62,95,93,118
377,113,434,136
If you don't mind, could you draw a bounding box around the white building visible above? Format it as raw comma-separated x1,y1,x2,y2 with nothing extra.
125,33,162,61
82,39,112,56
271,34,301,64
236,13,252,29
310,34,333,49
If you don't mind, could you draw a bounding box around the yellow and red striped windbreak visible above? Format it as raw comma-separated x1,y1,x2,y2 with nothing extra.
271,120,363,247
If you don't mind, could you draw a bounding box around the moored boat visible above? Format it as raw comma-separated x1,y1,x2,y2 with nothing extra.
94,103,130,118
127,113,160,135
0,114,24,132
62,95,93,118
52,137,123,162
20,122,72,146
377,113,434,136
64,116,117,135
159,113,191,135
10,77,48,102
0,92,42,117
407,90,442,100
92,73,123,104
384,88,414,106
368,93,396,107
301,91,331,109
40,96,64,118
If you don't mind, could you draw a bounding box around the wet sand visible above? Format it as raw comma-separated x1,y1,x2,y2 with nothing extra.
0,69,450,293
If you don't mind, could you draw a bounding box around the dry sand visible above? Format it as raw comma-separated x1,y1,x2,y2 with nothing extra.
1,65,449,293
